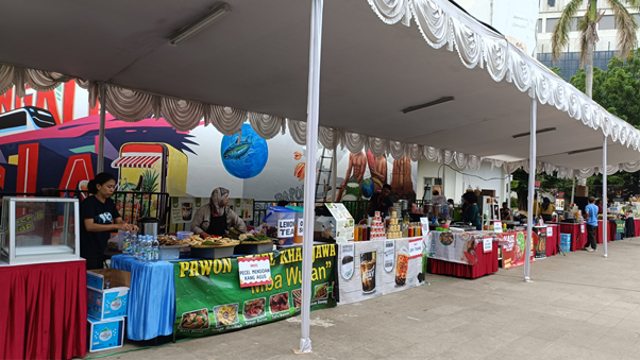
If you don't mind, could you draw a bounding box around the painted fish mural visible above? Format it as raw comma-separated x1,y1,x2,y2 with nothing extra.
220,124,268,179
223,135,253,159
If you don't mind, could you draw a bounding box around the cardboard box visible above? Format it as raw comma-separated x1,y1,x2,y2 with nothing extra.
88,317,125,352
480,190,496,197
576,186,589,197
87,269,131,321
316,203,355,243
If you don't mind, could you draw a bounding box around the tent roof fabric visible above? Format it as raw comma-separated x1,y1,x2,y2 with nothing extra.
0,0,638,177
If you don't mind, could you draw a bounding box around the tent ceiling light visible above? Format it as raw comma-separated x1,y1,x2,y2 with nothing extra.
401,96,454,114
512,127,557,139
169,3,231,46
568,146,602,155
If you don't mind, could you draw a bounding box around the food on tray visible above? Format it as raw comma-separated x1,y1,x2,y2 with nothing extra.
269,292,290,313
215,304,238,326
292,290,302,308
243,298,266,319
201,237,240,246
439,232,454,246
313,283,328,300
240,234,275,242
179,309,209,329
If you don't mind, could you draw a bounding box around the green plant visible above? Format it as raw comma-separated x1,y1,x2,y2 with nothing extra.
141,170,159,193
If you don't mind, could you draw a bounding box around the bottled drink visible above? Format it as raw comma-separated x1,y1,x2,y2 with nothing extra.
145,236,153,262
139,236,149,262
152,236,160,262
122,231,131,254
131,233,139,260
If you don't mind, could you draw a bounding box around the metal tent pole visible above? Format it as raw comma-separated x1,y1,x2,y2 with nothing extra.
506,169,511,211
603,136,608,257
97,83,107,173
298,0,323,354
571,177,575,206
331,148,337,202
524,97,537,282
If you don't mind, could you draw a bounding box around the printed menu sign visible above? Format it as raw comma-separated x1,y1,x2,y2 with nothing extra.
277,220,295,237
238,257,272,288
171,197,208,224
483,236,492,253
383,240,395,272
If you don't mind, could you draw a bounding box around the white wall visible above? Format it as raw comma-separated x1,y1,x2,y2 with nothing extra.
416,159,507,204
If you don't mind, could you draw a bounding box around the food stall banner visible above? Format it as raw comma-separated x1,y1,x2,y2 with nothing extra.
173,244,336,339
428,232,487,266
495,231,535,269
170,197,208,224
337,238,423,305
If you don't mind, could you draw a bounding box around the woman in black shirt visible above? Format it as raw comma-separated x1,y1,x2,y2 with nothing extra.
80,173,138,269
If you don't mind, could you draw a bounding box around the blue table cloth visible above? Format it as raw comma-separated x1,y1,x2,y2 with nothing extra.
111,255,176,341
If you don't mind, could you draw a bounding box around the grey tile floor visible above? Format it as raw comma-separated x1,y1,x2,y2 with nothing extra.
85,238,640,360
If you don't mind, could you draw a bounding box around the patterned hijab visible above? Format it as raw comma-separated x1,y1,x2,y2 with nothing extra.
210,187,230,216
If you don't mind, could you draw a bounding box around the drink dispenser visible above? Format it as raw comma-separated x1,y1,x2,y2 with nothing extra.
137,217,160,237
262,206,296,246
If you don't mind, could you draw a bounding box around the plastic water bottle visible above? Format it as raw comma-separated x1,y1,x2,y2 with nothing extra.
138,236,148,262
152,236,160,262
131,233,139,259
144,236,153,262
122,231,131,254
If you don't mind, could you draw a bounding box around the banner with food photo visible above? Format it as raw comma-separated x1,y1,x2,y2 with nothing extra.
428,232,489,265
173,244,337,339
337,238,423,305
495,231,535,269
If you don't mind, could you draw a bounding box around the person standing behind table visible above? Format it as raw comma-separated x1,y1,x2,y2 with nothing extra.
460,192,482,230
367,184,395,218
584,197,598,252
80,173,138,270
540,197,556,222
191,187,247,238
500,202,513,221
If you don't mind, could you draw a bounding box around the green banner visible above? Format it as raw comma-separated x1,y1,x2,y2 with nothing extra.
616,220,625,234
173,244,337,339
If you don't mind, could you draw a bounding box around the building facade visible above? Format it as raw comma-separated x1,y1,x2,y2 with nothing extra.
536,0,640,80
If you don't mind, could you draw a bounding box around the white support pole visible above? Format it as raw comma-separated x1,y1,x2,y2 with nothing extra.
603,136,608,258
97,83,107,173
506,170,511,211
524,97,537,282
331,148,337,202
299,0,323,354
571,177,575,206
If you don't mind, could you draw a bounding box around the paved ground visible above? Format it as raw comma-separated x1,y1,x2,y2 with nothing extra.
85,238,640,360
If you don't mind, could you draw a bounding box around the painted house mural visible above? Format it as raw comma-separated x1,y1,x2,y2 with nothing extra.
0,83,418,206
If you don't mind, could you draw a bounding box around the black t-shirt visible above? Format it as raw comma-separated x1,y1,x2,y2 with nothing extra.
80,196,120,259
369,193,394,217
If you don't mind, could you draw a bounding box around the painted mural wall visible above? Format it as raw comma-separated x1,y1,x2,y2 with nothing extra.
0,82,418,202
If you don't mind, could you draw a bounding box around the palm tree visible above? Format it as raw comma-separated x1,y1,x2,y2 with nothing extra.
551,0,638,98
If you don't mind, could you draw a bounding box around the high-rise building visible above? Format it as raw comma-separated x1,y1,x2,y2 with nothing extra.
536,0,640,80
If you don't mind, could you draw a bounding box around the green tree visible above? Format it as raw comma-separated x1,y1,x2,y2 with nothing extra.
551,0,638,99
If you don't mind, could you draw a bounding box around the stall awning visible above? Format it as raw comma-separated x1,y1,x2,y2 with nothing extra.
111,155,161,169
1,0,640,177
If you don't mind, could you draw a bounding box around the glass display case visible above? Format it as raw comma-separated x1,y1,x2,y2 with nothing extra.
0,197,80,265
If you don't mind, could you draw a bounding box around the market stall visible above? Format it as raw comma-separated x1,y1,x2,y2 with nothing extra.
596,220,617,244
427,231,499,279
546,224,559,257
0,197,86,360
552,222,588,251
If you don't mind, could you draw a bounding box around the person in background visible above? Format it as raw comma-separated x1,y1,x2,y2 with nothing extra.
596,199,603,214
500,202,512,221
460,192,482,230
432,190,447,206
81,173,138,270
87,180,96,197
540,197,556,222
192,187,247,238
447,199,455,207
532,193,540,218
367,184,394,218
584,196,598,252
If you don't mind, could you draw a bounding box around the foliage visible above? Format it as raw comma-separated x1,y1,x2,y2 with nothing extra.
142,169,159,193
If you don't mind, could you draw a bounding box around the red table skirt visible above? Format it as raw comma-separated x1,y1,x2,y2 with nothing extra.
428,243,499,279
546,225,559,257
0,260,87,360
557,223,587,251
635,219,640,237
596,220,616,244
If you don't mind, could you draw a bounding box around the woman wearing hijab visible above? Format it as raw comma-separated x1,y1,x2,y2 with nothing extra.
540,197,556,222
191,187,247,238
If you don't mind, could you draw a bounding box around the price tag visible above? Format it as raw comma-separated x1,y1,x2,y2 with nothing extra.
420,217,430,238
580,225,585,234
383,239,395,273
494,221,502,233
546,226,553,237
408,238,422,259
278,219,295,238
483,236,493,253
238,256,272,288
296,219,304,236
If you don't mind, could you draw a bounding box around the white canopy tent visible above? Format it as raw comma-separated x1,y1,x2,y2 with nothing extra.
1,0,637,351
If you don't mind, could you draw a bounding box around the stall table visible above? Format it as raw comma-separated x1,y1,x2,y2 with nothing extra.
111,255,175,341
635,219,640,237
0,260,87,360
428,241,499,279
596,220,617,244
555,223,588,251
546,225,559,257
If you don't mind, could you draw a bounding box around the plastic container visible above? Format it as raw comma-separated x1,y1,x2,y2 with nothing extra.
190,245,236,259
560,234,571,252
159,245,188,260
262,206,296,246
177,231,194,240
286,206,304,244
